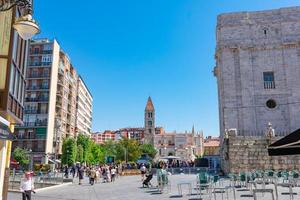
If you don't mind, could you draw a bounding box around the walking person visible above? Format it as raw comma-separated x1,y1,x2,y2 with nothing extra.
20,171,35,200
140,163,146,181
78,166,84,185
89,167,96,185
111,167,116,182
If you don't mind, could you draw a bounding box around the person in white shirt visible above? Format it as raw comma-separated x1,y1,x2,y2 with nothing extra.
20,172,35,200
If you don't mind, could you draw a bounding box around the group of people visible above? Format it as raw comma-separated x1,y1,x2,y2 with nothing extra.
63,163,121,185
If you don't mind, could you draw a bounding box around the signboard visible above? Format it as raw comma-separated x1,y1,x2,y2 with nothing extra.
106,156,115,164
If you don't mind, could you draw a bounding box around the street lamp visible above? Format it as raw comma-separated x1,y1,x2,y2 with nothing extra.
0,0,40,40
28,148,33,170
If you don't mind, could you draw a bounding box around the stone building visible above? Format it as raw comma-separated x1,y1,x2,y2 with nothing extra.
215,6,300,138
215,7,300,172
154,129,204,161
144,97,155,145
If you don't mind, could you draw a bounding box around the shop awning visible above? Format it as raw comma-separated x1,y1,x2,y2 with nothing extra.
268,129,300,156
0,121,14,141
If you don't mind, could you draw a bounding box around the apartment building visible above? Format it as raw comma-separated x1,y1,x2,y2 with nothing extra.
75,76,93,136
91,131,116,144
13,38,91,164
13,39,60,164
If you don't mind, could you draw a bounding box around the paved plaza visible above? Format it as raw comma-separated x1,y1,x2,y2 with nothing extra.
8,174,300,200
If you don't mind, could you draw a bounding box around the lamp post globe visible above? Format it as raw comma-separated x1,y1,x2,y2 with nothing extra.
13,14,40,40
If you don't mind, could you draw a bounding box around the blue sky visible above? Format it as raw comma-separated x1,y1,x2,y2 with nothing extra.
34,0,299,136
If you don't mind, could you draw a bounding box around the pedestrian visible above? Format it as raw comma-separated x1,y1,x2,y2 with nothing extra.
89,167,96,185
140,163,146,181
111,167,116,182
64,165,69,178
78,166,84,185
20,171,35,200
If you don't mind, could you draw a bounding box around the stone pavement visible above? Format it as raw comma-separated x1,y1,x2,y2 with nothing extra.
8,174,300,200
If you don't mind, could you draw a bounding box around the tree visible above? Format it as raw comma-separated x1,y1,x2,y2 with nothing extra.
76,144,84,163
139,144,157,159
62,138,77,166
88,143,105,164
12,147,29,169
117,138,141,162
77,134,92,163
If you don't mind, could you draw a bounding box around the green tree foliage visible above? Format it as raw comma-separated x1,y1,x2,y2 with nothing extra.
76,144,84,163
62,138,77,166
118,138,141,162
102,140,117,157
139,144,157,158
77,134,92,162
12,147,29,169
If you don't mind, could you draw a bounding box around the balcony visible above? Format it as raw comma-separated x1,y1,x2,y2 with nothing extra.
25,97,49,102
24,109,48,114
28,62,52,67
26,85,50,90
264,81,275,89
23,121,48,127
27,73,50,78
58,68,64,75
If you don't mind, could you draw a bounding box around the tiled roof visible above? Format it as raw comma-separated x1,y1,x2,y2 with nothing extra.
204,140,220,147
145,96,154,110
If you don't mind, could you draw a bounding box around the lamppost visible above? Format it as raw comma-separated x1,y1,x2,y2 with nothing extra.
123,147,127,163
164,146,167,156
0,0,40,40
28,148,33,170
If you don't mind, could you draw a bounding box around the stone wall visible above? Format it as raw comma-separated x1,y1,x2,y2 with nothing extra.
215,6,300,138
221,135,300,173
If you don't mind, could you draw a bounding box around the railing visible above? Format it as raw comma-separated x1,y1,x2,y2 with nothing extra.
28,73,50,78
9,172,68,191
151,167,220,175
28,62,52,67
264,81,275,89
23,121,48,127
25,97,49,102
26,85,49,90
24,109,48,114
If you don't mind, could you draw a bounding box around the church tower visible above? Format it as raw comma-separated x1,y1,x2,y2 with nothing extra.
144,97,155,145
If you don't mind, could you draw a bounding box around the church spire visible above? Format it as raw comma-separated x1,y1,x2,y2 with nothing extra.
145,96,154,111
192,124,195,135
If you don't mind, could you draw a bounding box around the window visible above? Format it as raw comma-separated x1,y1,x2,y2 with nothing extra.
148,120,152,127
266,99,277,109
34,48,39,54
42,55,52,63
263,72,275,89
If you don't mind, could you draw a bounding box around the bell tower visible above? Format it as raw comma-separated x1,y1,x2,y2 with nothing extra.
144,97,155,145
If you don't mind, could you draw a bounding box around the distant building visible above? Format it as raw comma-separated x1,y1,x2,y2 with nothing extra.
92,97,204,161
91,130,115,144
154,128,204,161
203,136,220,172
144,97,155,145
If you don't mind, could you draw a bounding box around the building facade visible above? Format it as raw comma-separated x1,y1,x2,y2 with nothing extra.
92,130,115,144
13,39,92,164
154,130,204,161
144,97,155,145
203,136,220,172
215,7,300,137
75,76,93,136
0,6,31,199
